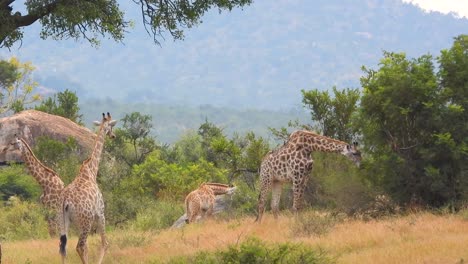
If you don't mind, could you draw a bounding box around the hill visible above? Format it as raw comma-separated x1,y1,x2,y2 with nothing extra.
79,100,310,143
2,0,468,110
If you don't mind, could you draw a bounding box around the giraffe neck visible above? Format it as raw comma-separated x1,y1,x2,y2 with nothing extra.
203,183,231,195
289,130,347,153
19,139,64,191
79,123,107,182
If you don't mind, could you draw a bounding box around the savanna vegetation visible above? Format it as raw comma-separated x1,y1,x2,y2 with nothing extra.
0,35,467,263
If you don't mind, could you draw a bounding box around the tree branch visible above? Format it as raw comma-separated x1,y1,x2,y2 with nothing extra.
12,1,61,28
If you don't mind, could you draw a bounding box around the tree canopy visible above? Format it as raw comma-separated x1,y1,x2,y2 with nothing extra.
0,0,252,48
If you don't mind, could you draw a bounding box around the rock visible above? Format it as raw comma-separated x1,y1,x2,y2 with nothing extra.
0,110,96,163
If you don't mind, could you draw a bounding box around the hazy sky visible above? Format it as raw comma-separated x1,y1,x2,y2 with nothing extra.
403,0,468,18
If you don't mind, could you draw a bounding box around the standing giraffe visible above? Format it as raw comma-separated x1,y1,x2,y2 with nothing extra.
255,130,361,222
2,135,65,236
185,183,237,224
58,113,117,264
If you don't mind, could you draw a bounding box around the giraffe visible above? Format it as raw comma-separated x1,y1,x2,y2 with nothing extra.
185,183,237,224
58,113,117,264
2,135,65,236
255,130,361,222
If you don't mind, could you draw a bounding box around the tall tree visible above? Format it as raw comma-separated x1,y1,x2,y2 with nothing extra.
360,52,451,205
0,0,252,48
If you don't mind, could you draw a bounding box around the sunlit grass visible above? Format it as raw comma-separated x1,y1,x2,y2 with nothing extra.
2,211,467,264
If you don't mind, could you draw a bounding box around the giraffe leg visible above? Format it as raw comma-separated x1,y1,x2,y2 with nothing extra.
187,202,198,224
256,177,271,223
96,215,109,264
47,215,58,237
292,175,307,216
206,200,214,220
76,231,89,264
271,181,283,219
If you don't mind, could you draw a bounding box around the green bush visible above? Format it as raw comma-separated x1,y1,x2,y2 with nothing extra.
128,200,184,231
168,237,333,264
0,196,49,240
33,136,81,184
228,180,258,217
0,165,41,201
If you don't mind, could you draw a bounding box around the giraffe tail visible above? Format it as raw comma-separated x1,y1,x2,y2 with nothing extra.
59,203,70,257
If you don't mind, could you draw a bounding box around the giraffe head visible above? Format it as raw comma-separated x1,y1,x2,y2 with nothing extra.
2,134,24,153
340,141,361,167
93,112,117,138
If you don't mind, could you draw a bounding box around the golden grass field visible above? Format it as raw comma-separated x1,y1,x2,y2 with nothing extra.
2,211,467,264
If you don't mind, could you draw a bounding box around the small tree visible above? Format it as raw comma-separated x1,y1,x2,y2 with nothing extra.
106,112,157,167
301,86,360,142
35,89,83,124
0,57,41,115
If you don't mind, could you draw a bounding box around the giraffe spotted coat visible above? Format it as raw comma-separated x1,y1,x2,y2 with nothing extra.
256,130,361,222
58,113,116,264
185,183,236,224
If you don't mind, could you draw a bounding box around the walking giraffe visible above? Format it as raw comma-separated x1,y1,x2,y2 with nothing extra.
2,135,65,236
255,130,361,222
58,113,117,264
185,183,237,224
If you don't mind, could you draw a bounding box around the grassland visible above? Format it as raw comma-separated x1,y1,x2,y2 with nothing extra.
2,211,467,264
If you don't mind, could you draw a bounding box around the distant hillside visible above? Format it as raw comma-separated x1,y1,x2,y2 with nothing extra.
2,0,468,110
79,100,310,144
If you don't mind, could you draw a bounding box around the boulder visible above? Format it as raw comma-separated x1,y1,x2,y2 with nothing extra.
0,110,96,163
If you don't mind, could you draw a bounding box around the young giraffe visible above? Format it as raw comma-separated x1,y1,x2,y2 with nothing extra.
255,130,361,222
185,183,237,224
58,113,117,264
2,135,65,236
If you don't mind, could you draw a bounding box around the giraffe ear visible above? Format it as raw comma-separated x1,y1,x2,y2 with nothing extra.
93,121,101,126
109,120,117,127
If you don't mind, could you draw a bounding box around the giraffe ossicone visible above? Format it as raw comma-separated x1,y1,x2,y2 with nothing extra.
256,130,361,223
58,112,117,264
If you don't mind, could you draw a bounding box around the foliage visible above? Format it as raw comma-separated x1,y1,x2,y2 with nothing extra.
35,89,83,124
0,165,41,201
0,196,49,240
123,150,227,201
106,112,158,167
301,87,360,142
357,36,468,207
0,59,18,88
1,0,252,48
33,136,81,184
169,237,333,264
128,200,184,231
0,57,41,115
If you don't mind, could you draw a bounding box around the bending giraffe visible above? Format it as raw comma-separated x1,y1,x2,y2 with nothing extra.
58,113,117,264
2,135,65,236
255,130,361,222
185,183,237,224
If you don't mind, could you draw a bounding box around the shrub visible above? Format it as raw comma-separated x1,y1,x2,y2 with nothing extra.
0,196,49,240
168,237,333,264
0,165,41,201
128,200,184,231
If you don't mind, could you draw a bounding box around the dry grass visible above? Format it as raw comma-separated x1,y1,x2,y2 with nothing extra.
2,211,467,264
